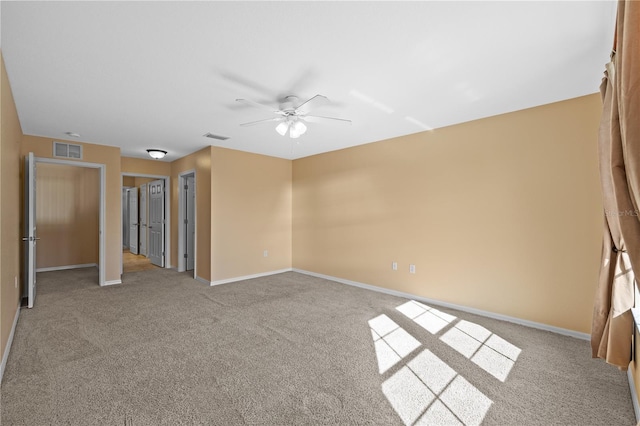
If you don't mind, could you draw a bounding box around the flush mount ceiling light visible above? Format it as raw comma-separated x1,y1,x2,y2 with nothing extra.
64,131,80,138
146,149,167,159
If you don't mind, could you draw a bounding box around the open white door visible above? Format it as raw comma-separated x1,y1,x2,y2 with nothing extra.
22,152,37,308
122,188,130,249
186,175,195,271
128,188,139,254
139,183,148,257
148,179,165,267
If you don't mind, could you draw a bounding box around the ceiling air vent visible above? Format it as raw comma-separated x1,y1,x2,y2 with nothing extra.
53,141,83,159
203,132,229,141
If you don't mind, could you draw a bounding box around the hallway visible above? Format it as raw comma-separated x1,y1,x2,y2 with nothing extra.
123,249,159,273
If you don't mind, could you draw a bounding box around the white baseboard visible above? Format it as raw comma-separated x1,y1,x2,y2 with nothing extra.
209,268,293,287
0,303,20,385
36,263,97,273
102,279,122,286
628,369,640,423
293,269,590,341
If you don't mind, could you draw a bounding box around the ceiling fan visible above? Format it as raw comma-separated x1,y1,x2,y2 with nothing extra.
236,94,351,138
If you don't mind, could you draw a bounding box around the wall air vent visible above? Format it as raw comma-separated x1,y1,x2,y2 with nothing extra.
53,141,83,159
203,132,229,141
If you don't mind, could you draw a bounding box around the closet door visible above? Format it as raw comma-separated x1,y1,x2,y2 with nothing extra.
148,180,165,267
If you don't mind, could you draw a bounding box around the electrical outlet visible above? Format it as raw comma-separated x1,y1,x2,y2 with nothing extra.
409,264,416,274
392,261,398,271
263,250,268,257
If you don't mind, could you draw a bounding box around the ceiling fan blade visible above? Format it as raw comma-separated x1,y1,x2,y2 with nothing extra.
236,98,282,114
303,114,352,124
239,117,283,127
294,94,329,112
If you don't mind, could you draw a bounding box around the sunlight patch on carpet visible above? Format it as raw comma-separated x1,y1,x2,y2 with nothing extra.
440,320,521,382
369,314,420,373
396,300,457,334
382,366,436,425
370,302,504,425
381,349,492,426
439,376,493,425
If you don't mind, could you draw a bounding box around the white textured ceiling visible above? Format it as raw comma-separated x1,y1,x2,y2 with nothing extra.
1,1,616,161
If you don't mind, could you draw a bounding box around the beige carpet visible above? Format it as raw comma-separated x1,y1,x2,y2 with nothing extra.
1,268,635,425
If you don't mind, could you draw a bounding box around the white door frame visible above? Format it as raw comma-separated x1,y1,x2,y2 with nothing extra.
120,173,171,274
178,170,196,274
35,156,106,286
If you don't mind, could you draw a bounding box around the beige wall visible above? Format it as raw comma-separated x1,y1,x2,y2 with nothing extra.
171,147,213,281
21,135,122,284
169,147,293,283
0,52,23,365
210,147,292,282
293,94,603,333
134,177,155,187
121,156,171,177
122,176,135,187
36,164,99,269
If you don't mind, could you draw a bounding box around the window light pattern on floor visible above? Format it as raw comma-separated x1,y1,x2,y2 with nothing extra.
396,300,457,334
370,300,522,425
369,314,421,374
381,349,492,426
440,320,521,382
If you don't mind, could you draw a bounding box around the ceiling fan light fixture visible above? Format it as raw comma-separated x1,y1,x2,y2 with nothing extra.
289,120,307,138
289,129,301,139
275,121,289,136
239,94,349,139
146,149,167,159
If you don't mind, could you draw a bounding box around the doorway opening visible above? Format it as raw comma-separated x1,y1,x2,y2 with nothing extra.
121,173,170,276
178,171,196,277
23,154,106,308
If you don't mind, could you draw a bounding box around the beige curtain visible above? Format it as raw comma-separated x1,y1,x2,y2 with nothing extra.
592,1,640,370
